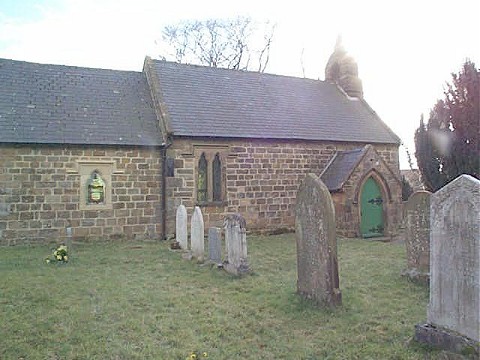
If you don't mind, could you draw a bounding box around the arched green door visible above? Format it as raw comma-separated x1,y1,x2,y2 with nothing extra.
360,177,384,238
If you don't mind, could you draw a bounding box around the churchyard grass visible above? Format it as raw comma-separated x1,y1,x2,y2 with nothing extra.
1,235,438,359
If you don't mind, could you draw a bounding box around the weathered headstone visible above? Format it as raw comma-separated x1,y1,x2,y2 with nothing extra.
208,227,222,266
415,175,479,355
190,206,205,261
176,204,188,250
295,173,342,307
403,190,431,282
224,213,249,275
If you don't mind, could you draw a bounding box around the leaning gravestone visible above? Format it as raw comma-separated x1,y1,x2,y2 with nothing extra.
190,206,205,261
415,175,479,355
295,173,342,307
403,190,431,282
208,227,222,266
176,204,188,250
224,213,250,275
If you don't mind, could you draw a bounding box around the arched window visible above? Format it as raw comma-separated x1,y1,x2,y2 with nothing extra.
212,153,222,201
197,153,208,202
194,148,227,205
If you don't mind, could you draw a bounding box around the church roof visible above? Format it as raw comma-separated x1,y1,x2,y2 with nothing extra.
0,57,401,146
147,59,400,144
0,58,162,146
320,147,368,191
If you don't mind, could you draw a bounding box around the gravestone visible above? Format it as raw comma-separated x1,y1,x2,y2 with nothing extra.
295,173,342,307
415,175,479,355
176,204,188,250
403,190,431,282
224,213,249,275
208,227,222,266
190,206,205,261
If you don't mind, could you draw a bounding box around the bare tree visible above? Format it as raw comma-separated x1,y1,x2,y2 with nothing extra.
159,17,276,72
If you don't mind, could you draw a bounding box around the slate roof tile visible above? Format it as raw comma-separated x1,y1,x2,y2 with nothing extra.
0,58,162,146
320,147,367,191
150,60,400,144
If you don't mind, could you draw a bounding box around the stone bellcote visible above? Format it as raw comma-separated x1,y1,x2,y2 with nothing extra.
325,37,364,99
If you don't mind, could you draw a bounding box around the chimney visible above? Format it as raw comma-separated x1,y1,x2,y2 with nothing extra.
325,36,363,99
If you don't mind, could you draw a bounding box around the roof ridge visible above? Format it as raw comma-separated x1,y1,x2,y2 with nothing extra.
0,57,142,74
151,58,326,84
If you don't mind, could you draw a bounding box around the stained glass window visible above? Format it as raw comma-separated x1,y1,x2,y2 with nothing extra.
197,153,208,202
212,153,222,201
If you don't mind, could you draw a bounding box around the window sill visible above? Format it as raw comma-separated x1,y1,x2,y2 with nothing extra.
196,201,228,208
79,203,113,211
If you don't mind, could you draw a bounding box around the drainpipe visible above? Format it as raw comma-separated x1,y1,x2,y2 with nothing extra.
161,138,172,240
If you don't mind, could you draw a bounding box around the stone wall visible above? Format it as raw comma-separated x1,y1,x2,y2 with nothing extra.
0,144,163,245
165,138,400,237
0,139,401,244
331,145,403,238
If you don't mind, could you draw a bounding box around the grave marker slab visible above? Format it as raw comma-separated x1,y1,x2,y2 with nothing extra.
224,213,249,275
176,204,188,250
403,190,431,282
415,175,479,355
208,227,222,266
295,173,341,307
190,206,205,261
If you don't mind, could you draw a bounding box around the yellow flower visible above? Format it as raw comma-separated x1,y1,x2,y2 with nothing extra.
56,255,62,260
64,256,68,262
190,353,197,359
46,259,50,264
203,352,208,357
53,251,58,256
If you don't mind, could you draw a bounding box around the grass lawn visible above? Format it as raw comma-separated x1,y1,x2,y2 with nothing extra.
0,234,437,359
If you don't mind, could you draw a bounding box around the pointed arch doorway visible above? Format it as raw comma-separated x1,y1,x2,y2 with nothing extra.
360,177,384,238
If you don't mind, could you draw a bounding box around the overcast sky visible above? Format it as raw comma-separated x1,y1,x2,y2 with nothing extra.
1,0,479,169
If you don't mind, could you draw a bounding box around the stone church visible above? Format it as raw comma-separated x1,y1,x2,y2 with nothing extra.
0,41,402,245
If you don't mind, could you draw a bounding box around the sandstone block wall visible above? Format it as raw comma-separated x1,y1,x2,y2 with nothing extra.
0,139,401,244
0,144,163,245
166,138,400,237
331,145,402,238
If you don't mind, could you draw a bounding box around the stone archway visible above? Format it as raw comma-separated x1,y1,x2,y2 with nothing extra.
320,145,402,238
